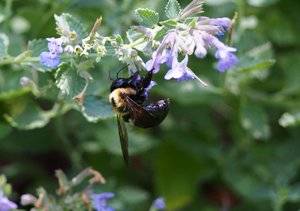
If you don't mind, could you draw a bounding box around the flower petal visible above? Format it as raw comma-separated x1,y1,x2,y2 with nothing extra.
40,51,61,68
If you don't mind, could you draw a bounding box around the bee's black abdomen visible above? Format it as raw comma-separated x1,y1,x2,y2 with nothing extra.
145,99,169,114
133,99,170,128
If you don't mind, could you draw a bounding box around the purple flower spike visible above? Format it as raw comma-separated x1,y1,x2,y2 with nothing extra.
145,9,237,83
152,197,166,210
40,37,64,68
91,192,115,211
40,51,61,68
0,192,17,211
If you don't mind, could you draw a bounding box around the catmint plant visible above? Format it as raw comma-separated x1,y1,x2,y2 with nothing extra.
36,0,237,100
0,0,239,134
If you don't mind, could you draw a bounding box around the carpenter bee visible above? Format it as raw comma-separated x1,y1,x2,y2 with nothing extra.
109,70,169,165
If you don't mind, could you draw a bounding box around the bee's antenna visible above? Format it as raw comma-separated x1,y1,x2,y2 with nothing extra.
116,65,129,79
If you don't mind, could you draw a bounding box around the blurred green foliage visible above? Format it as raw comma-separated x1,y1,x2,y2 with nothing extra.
0,0,300,210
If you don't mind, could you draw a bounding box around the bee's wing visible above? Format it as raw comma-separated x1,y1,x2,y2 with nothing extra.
124,95,159,128
116,113,129,165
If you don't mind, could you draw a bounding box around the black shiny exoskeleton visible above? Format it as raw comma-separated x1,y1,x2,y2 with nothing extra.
109,70,170,164
110,71,169,128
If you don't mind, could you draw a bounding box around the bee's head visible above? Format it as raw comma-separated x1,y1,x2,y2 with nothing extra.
110,78,130,92
110,72,144,92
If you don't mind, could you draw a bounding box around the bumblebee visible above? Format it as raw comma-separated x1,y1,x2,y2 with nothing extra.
109,70,169,164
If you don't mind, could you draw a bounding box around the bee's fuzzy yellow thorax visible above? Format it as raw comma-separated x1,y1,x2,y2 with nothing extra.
109,88,136,111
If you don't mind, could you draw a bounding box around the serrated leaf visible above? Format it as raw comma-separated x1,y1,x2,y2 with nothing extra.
54,13,88,41
27,39,48,57
240,100,270,140
81,95,114,122
55,65,86,99
135,8,159,27
165,0,182,19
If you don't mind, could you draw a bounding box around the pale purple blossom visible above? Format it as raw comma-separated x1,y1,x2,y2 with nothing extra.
216,51,238,72
146,31,177,73
152,197,166,210
209,17,232,35
146,13,238,83
40,37,64,68
164,55,195,81
91,192,115,211
0,192,17,211
40,51,61,68
47,38,63,54
204,33,238,72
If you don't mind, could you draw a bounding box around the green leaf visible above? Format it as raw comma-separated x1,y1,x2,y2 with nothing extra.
0,33,9,57
225,43,275,95
165,0,182,19
240,100,270,140
81,95,114,122
27,39,48,57
3,98,55,130
54,13,88,40
0,122,11,140
278,53,300,95
55,65,86,99
154,141,206,210
288,184,300,202
0,69,32,101
94,121,156,156
135,8,159,27
118,186,149,206
26,39,52,72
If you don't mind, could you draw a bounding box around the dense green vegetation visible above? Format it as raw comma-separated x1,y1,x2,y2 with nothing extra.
0,0,300,210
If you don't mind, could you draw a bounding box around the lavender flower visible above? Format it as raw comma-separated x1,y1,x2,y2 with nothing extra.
47,38,63,54
146,7,238,85
146,31,177,73
0,192,17,211
40,38,63,68
40,51,61,68
205,33,238,72
209,17,232,37
152,197,166,210
164,55,195,81
91,192,115,211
